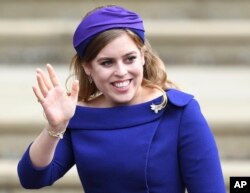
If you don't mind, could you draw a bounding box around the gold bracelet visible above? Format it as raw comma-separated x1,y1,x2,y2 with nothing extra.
47,129,66,139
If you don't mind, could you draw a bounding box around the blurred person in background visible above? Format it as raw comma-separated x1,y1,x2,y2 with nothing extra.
17,5,226,193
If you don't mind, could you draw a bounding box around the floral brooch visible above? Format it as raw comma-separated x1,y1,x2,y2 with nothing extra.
150,92,168,114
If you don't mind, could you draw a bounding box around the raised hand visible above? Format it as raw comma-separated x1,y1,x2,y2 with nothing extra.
32,64,79,131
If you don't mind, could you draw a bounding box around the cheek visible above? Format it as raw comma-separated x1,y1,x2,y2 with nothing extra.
92,69,112,83
134,62,144,76
129,65,144,86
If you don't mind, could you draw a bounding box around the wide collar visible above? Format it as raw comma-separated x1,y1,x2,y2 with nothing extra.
68,89,193,130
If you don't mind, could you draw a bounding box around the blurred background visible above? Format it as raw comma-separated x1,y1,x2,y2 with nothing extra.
0,0,250,192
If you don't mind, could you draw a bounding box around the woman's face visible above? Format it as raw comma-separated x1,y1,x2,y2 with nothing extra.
83,33,145,107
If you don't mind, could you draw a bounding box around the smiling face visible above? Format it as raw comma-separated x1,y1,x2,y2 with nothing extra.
83,33,145,107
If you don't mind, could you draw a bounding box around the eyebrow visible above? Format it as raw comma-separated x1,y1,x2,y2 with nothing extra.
96,51,137,62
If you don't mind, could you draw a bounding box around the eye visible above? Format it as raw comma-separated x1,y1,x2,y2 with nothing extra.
100,60,113,67
125,55,137,64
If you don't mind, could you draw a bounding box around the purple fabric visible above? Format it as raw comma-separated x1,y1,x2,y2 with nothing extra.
73,6,145,57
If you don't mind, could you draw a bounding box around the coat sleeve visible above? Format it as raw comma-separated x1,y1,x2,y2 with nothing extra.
17,130,75,189
178,99,226,193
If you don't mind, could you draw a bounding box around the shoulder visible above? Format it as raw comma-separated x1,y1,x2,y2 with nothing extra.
166,89,207,126
166,89,194,107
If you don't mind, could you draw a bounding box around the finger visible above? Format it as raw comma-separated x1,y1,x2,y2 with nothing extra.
46,64,60,87
32,85,45,104
36,72,48,97
70,80,79,102
36,68,53,90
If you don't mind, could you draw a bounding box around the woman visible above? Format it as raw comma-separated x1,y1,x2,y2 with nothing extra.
18,5,226,193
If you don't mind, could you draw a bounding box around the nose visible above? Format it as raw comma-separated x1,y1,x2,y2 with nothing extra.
114,62,128,76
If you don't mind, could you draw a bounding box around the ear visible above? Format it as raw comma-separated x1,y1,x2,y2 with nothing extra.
82,63,92,76
141,50,145,66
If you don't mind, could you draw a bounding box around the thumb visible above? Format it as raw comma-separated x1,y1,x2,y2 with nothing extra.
70,80,79,101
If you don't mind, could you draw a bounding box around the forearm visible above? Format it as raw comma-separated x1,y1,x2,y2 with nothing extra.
18,123,74,189
29,124,67,168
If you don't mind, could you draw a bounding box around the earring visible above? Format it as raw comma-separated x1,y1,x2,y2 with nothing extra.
88,75,93,84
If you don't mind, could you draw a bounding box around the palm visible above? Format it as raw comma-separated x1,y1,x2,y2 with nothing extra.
33,64,79,129
42,86,76,127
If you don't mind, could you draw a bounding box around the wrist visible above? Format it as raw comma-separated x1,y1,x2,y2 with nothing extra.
45,122,68,139
47,129,66,139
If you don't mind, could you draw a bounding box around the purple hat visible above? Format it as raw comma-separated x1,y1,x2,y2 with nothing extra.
73,6,145,57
